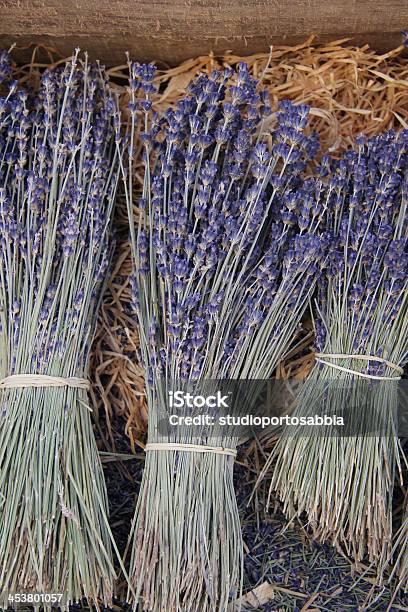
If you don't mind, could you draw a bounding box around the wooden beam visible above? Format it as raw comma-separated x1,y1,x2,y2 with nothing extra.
0,1,406,65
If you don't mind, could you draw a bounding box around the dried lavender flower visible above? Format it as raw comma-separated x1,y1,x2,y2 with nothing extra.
266,129,408,576
0,49,123,608
124,62,327,611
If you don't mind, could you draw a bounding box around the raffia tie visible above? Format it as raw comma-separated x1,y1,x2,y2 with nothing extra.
144,442,237,458
0,374,90,390
314,353,403,381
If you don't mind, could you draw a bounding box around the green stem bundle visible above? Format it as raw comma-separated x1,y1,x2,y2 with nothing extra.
266,366,401,569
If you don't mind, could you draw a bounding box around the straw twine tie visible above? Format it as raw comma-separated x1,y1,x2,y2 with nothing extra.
314,353,403,381
0,374,90,390
144,442,237,457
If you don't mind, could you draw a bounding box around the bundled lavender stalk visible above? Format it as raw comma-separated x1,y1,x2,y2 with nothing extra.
267,131,408,571
0,50,122,606
125,62,328,610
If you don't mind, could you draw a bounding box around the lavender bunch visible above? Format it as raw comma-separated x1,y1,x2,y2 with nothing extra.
0,50,123,607
266,131,408,574
125,62,328,610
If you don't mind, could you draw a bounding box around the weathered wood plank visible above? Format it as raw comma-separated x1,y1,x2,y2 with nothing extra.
0,1,406,65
